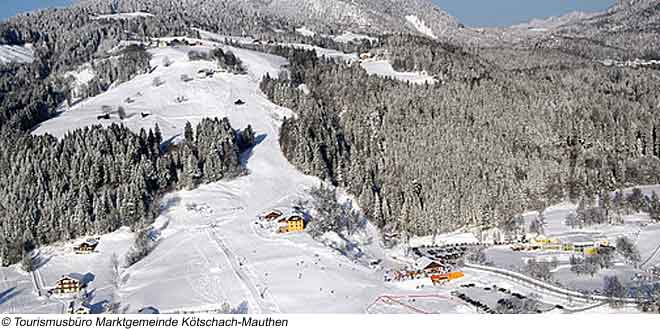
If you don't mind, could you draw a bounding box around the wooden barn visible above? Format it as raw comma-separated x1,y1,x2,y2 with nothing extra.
261,210,283,221
415,257,446,274
74,238,99,254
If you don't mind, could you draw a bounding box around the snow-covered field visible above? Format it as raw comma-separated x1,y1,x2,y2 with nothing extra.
0,44,34,64
333,32,377,44
33,43,288,140
481,186,660,293
361,60,437,85
92,12,154,20
295,27,316,37
405,15,437,39
64,66,96,100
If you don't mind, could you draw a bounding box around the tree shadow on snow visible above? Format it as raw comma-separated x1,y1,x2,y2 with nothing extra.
239,133,267,166
81,272,95,286
90,299,109,314
32,250,52,271
160,133,182,153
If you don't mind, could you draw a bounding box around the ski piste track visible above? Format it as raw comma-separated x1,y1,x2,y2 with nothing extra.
208,228,281,314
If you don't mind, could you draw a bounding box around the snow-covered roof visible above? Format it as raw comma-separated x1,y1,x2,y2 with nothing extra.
138,306,160,314
262,209,284,216
415,257,444,270
573,241,596,246
60,273,86,283
83,238,99,246
275,212,304,223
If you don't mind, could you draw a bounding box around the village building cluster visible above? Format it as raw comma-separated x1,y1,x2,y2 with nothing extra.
384,256,464,286
510,235,613,256
477,226,615,256
385,243,471,286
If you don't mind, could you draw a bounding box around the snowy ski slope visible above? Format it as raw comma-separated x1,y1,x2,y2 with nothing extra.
360,60,437,85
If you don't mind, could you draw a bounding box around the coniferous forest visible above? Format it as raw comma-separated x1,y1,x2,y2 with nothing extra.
0,118,248,265
260,35,660,237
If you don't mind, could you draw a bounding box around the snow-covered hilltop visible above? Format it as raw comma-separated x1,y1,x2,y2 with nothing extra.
92,12,154,20
0,44,34,64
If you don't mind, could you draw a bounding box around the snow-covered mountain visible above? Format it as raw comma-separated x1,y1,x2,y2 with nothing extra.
75,0,460,39
251,0,459,36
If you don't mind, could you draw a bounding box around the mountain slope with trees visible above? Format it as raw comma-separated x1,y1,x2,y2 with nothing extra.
0,0,659,262
260,36,660,239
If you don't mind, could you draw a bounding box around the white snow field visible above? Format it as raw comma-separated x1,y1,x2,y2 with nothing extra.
295,27,316,37
360,60,437,85
333,32,377,44
405,15,437,39
0,44,34,64
92,12,154,20
64,66,96,101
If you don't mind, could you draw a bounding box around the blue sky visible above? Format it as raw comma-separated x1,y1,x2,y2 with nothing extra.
432,0,616,27
1,0,73,21
1,0,616,26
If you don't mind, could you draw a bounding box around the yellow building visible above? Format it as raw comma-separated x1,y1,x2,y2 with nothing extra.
584,247,599,256
278,215,305,233
544,244,562,251
533,235,560,246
